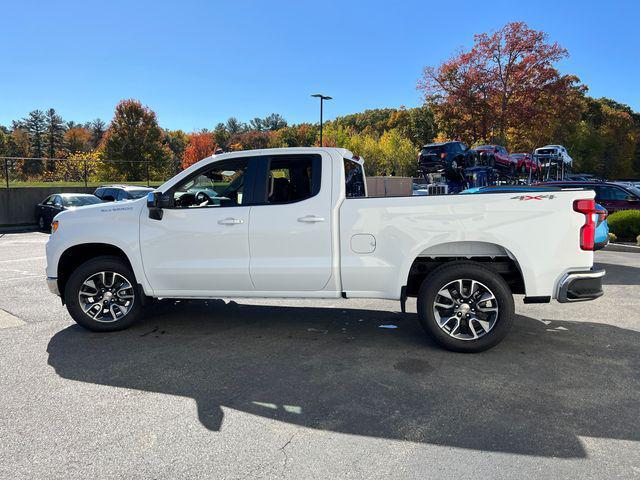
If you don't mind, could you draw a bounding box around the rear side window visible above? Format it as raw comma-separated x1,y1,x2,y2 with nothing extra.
128,190,151,200
595,186,631,201
116,189,128,201
261,154,321,205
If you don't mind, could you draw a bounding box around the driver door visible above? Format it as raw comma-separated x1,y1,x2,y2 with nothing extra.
139,157,257,296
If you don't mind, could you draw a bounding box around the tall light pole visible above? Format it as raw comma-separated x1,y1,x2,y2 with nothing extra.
311,94,332,146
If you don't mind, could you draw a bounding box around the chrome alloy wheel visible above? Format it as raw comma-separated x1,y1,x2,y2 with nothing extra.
78,271,135,323
432,279,499,341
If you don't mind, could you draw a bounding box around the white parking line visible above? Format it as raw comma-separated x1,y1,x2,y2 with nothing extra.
0,256,46,264
0,309,25,329
0,274,43,282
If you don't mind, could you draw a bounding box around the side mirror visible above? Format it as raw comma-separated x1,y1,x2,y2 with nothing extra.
147,191,162,208
147,191,172,220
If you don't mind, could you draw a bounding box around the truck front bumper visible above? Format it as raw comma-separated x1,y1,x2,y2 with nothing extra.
557,268,605,303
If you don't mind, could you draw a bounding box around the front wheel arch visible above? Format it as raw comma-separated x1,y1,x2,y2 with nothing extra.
57,243,136,300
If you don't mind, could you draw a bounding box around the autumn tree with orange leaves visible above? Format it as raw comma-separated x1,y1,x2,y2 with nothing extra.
182,131,218,169
419,22,585,150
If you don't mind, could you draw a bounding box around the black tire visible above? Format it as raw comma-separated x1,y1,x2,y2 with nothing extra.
416,262,514,352
64,255,143,332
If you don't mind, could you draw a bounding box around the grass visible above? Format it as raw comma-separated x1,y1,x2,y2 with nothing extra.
0,180,167,188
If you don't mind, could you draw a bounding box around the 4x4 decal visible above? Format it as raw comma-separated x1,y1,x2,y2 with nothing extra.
510,194,556,201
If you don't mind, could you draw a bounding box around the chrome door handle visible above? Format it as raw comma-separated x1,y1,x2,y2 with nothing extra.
297,215,325,223
218,217,244,225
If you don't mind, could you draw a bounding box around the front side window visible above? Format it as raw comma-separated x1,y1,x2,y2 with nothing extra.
172,159,248,208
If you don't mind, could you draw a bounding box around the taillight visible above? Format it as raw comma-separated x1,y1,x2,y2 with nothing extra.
573,199,596,250
440,152,447,159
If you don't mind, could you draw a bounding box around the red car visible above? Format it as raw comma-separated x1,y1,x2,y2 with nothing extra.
539,181,640,214
472,145,517,173
510,153,540,174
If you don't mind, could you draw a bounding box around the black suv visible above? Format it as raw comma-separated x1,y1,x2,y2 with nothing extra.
94,185,154,202
418,141,477,175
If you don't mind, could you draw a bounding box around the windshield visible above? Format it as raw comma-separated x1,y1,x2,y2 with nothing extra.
420,145,445,155
128,189,152,199
63,196,102,207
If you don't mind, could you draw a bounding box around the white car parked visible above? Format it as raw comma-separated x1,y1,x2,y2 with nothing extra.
534,145,573,167
45,147,604,352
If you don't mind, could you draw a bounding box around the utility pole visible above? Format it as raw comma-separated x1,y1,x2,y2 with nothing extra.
311,94,332,146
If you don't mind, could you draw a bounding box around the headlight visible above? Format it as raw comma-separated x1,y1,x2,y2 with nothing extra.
51,220,59,233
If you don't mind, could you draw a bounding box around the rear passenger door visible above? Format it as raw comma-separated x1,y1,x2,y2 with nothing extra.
248,153,333,291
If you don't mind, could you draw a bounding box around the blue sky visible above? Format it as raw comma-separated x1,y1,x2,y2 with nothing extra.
1,0,638,131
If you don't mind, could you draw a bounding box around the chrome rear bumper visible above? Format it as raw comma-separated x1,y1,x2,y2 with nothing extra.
557,269,605,303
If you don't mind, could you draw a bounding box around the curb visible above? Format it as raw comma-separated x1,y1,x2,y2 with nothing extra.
604,243,640,254
0,225,39,234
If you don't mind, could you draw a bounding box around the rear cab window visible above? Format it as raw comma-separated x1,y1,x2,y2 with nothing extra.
344,158,365,198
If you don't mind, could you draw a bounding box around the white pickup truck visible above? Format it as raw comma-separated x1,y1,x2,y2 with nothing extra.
45,147,604,352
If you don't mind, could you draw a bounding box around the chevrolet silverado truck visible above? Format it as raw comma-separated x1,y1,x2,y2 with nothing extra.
45,147,605,352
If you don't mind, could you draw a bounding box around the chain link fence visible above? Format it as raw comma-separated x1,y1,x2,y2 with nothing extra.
1,156,183,188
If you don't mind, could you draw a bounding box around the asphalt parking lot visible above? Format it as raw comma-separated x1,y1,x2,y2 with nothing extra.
0,232,639,479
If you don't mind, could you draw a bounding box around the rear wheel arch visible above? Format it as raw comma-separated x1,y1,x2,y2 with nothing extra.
404,241,525,297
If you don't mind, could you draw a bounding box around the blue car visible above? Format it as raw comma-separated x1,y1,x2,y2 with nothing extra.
460,186,609,250
594,203,609,250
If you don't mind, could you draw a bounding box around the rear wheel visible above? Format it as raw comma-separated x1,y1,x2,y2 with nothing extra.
64,256,143,332
416,262,514,352
37,215,46,231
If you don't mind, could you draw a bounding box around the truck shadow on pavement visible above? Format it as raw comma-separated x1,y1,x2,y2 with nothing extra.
595,261,640,285
47,300,640,459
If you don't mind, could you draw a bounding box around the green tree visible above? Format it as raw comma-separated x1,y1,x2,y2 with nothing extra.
89,119,106,148
44,108,66,170
225,117,246,134
213,123,230,150
164,129,189,162
98,99,173,181
23,110,46,158
262,113,287,131
379,129,418,177
19,110,46,174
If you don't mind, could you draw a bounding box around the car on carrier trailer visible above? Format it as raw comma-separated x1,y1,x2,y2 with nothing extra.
45,147,604,352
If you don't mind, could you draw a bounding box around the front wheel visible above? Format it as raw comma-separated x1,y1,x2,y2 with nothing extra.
416,262,514,352
64,256,143,332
